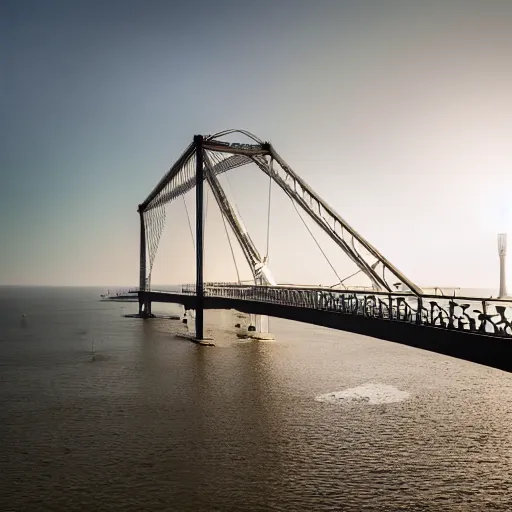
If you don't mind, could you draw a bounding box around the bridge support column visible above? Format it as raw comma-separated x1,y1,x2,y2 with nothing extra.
248,314,274,340
137,299,153,318
138,207,146,315
195,135,205,341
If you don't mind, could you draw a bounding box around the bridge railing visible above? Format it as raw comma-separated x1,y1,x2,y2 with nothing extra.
199,283,417,321
147,283,512,338
172,283,512,338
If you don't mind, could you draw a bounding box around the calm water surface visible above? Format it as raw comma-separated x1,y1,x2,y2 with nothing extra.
1,287,512,511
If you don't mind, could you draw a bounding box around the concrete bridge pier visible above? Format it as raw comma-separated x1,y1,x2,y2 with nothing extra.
186,309,195,330
248,314,274,340
180,309,214,345
138,298,153,318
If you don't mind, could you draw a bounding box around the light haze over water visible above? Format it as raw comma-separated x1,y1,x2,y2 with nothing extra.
2,0,512,288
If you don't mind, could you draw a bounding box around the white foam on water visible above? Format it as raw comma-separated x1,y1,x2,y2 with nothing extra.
315,382,410,405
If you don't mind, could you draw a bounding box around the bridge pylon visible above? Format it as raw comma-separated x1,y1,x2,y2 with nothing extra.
136,129,424,341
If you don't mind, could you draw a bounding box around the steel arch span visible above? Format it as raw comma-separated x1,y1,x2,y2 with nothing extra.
137,130,422,300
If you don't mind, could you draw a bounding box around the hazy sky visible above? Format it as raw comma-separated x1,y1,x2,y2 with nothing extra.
2,0,512,289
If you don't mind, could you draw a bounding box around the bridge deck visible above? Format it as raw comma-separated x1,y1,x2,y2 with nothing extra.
138,284,512,373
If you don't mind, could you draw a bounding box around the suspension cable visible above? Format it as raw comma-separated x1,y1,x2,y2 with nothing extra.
329,260,379,288
202,182,208,269
221,211,241,283
182,195,195,249
289,196,343,284
329,269,360,288
205,151,241,283
204,181,209,234
265,157,273,262
223,172,242,219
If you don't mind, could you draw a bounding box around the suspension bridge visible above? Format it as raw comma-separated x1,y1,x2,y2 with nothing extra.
134,130,512,372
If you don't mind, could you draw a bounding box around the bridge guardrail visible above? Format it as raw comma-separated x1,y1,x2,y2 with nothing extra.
146,283,512,338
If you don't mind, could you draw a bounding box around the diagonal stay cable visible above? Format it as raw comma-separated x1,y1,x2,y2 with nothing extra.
182,195,195,250
205,150,241,284
221,203,241,284
289,195,343,284
265,157,273,263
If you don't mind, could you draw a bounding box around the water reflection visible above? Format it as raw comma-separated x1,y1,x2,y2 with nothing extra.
2,293,512,511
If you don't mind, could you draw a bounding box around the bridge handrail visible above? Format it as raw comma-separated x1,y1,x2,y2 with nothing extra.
141,283,512,338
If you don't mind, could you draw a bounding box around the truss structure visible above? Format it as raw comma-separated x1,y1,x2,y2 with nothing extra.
137,130,422,296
